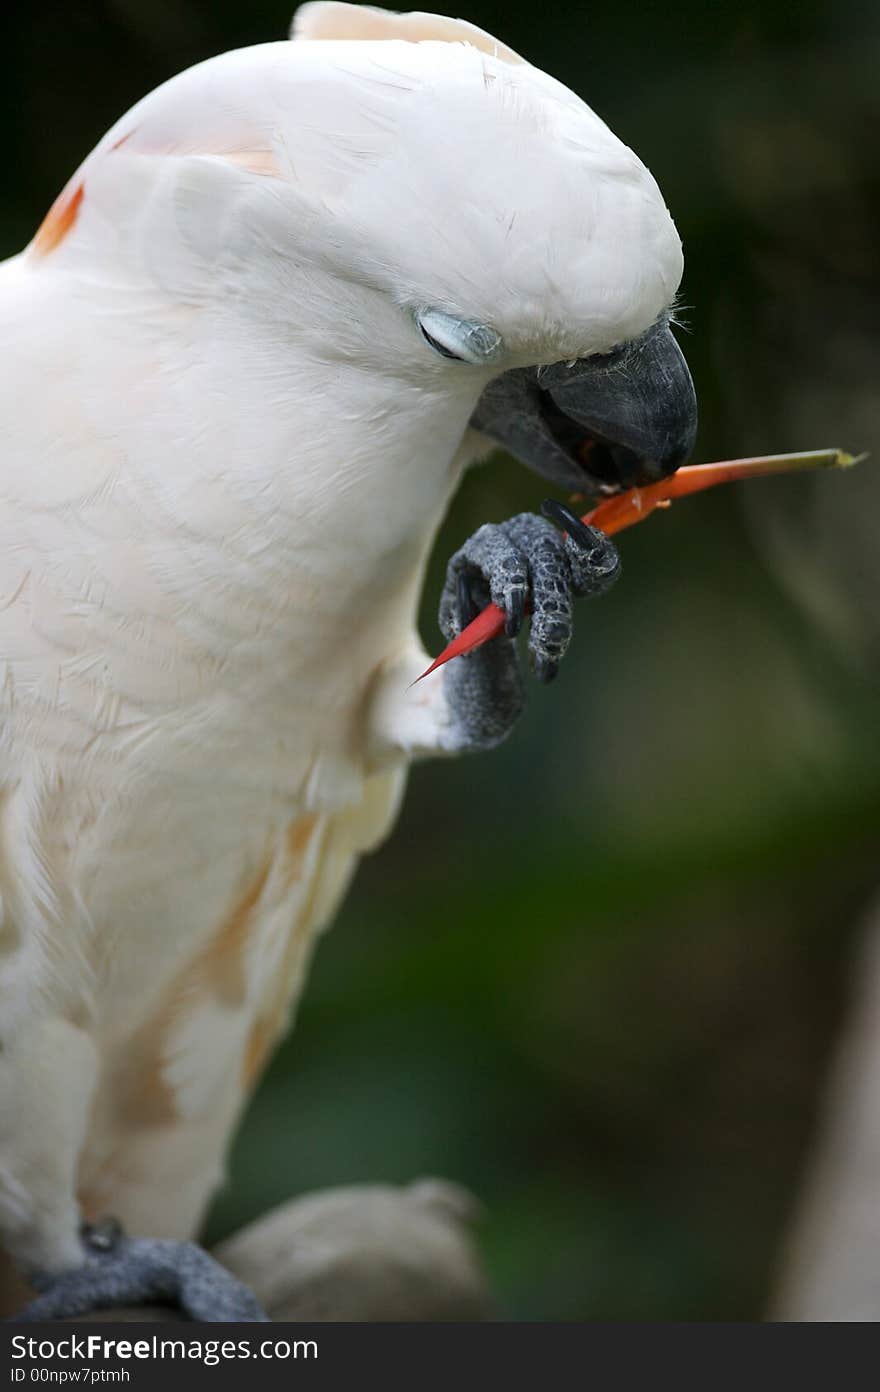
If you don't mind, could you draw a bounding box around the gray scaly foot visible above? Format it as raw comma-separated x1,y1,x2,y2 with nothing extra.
14,1219,269,1322
439,502,620,751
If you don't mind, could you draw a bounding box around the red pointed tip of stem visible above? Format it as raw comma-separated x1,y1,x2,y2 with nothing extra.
414,648,455,684
415,602,508,682
413,656,443,685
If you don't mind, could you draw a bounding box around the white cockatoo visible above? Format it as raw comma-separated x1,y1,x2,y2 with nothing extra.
0,3,696,1320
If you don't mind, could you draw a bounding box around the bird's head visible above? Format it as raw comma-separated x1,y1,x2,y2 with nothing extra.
32,2,696,497
282,4,698,497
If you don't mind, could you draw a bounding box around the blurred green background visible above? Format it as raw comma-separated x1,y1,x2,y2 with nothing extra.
6,0,879,1319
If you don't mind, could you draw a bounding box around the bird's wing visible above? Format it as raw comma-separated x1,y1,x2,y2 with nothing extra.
77,764,407,1240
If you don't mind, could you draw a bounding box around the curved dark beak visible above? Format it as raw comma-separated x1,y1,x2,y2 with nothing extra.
470,319,698,497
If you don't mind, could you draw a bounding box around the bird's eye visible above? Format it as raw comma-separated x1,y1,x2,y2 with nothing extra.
416,309,503,366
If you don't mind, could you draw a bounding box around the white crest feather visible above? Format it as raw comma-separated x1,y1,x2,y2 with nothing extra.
290,2,525,64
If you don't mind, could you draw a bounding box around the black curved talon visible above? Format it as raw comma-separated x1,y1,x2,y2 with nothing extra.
540,498,601,551
457,569,477,627
533,654,559,684
81,1216,123,1254
505,586,525,637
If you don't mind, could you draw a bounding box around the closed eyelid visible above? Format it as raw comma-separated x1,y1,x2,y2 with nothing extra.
416,308,504,364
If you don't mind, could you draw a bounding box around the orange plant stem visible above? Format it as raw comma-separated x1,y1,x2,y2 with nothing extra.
416,449,858,681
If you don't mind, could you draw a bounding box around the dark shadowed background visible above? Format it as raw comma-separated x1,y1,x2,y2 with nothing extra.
5,0,879,1319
